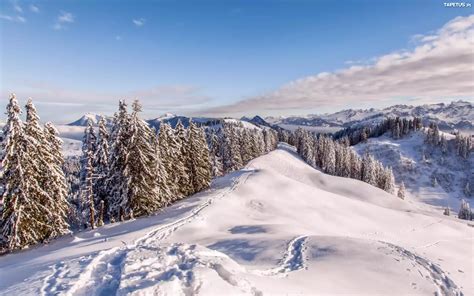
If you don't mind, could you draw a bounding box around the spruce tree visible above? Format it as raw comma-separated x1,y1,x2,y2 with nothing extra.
174,120,193,197
361,153,377,186
209,130,224,177
158,123,180,200
93,118,109,220
383,167,395,194
153,131,172,206
188,121,212,193
25,100,70,239
1,95,69,250
222,123,243,173
125,100,162,216
106,100,131,220
81,120,97,184
397,182,406,199
458,199,472,220
43,122,70,236
80,120,97,227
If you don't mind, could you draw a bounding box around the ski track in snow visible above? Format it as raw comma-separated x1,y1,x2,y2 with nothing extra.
40,169,255,296
380,242,463,296
252,235,309,277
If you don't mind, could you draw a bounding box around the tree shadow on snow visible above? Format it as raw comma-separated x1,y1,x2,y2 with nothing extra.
228,225,267,234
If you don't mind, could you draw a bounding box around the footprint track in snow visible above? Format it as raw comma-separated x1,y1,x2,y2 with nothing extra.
252,235,309,277
381,241,463,296
39,170,255,296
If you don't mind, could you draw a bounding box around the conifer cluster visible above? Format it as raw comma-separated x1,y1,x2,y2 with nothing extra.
0,95,70,251
287,128,397,194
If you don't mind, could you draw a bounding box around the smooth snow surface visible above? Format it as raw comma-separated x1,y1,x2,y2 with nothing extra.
0,143,472,295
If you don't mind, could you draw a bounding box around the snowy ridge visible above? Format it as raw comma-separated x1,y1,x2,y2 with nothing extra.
1,144,472,295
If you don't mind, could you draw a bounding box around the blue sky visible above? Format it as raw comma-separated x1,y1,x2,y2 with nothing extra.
0,0,473,122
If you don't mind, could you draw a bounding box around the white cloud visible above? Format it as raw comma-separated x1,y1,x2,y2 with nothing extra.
115,35,122,41
204,14,474,116
133,18,145,27
13,3,22,13
58,11,74,23
1,82,213,114
0,14,26,23
54,11,74,30
30,4,39,13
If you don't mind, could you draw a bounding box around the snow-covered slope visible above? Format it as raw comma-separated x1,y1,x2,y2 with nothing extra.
0,144,472,295
268,100,474,133
353,131,473,210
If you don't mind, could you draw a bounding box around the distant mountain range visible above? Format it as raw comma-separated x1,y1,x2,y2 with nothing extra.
68,113,272,131
67,101,473,133
266,100,473,132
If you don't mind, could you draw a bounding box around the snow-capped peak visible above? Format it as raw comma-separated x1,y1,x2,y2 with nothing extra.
68,113,110,126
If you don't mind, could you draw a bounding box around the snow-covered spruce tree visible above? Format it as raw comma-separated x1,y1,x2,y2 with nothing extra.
157,123,180,200
239,128,253,165
79,120,98,228
349,150,362,180
92,118,109,221
222,123,243,173
188,120,212,193
106,100,131,220
43,122,70,236
321,136,336,175
397,181,406,199
152,128,172,206
81,120,97,184
263,129,273,154
175,120,193,197
382,167,395,194
24,100,70,239
1,95,44,250
125,100,162,217
455,133,471,159
208,129,224,177
24,99,52,188
341,146,352,178
1,95,69,250
255,130,266,156
81,149,95,229
458,199,472,220
361,153,377,187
